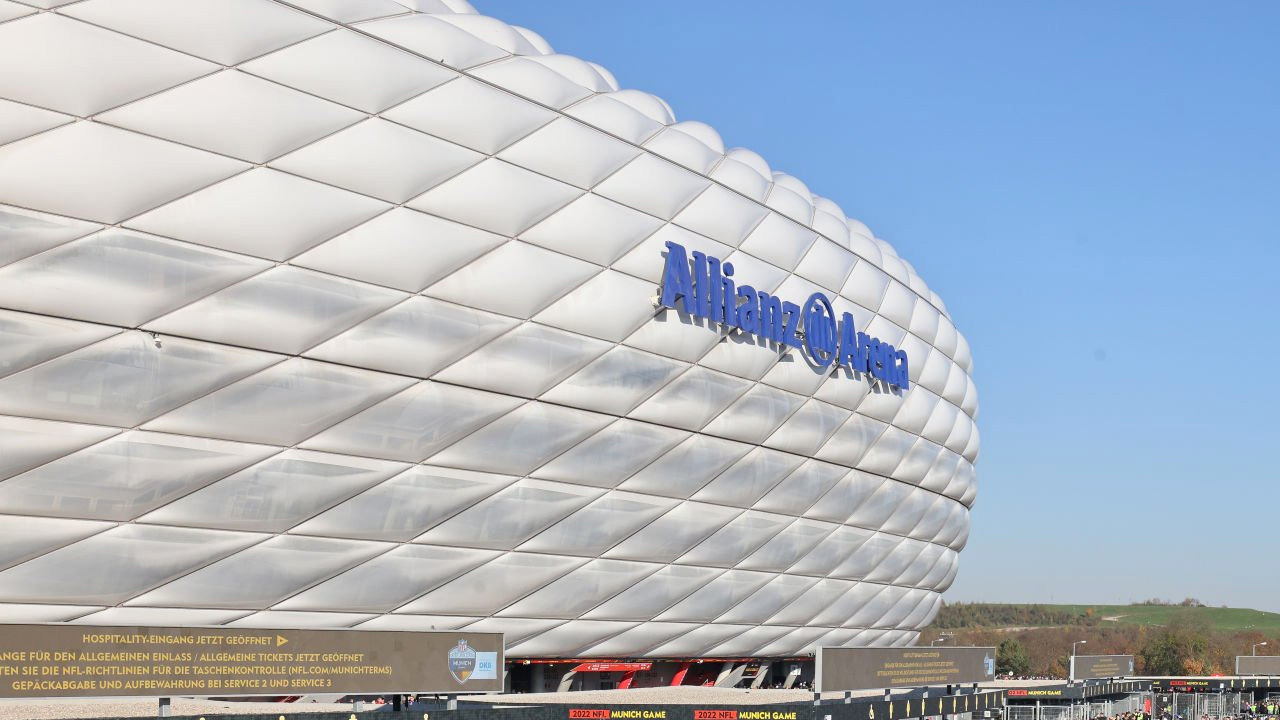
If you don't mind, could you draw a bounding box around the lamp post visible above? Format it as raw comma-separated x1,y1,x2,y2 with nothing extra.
1070,640,1086,682
1254,642,1268,656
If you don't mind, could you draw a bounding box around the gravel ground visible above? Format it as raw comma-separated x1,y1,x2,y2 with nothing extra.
0,680,1049,718
0,698,358,720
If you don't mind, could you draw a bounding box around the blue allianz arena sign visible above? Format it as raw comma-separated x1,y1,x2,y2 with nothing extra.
659,241,909,390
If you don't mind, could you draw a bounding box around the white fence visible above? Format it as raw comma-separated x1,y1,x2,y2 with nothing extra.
1008,694,1156,720
1156,692,1246,719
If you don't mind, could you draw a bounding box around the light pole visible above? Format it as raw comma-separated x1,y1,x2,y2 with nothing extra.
1070,640,1086,682
1254,642,1268,656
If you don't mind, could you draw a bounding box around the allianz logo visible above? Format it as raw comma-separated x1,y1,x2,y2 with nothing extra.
658,241,909,390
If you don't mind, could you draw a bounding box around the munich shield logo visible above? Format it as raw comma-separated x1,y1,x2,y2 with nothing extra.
448,640,477,684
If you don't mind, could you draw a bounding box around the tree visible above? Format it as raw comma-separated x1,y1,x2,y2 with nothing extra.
1141,614,1211,674
997,637,1031,676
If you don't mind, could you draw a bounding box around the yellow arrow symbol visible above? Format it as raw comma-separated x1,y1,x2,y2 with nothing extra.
277,635,288,647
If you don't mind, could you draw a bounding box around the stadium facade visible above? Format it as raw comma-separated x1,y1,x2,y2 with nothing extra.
0,0,978,692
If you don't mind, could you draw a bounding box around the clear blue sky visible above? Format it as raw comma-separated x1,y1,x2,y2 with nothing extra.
476,1,1280,610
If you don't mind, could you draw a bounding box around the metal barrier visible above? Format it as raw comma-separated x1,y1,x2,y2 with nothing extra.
57,690,1011,720
1115,693,1152,714
1006,707,1038,720
1093,693,1153,716
1039,705,1087,720
1155,692,1247,720
1008,694,1153,720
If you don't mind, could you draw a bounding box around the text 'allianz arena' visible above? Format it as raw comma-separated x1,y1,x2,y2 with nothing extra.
0,0,979,668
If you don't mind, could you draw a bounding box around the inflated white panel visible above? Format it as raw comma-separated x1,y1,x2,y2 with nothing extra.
98,70,363,163
582,565,723,621
644,126,722,175
534,270,660,343
138,449,406,532
469,57,592,109
293,208,505,293
307,297,517,378
0,416,119,482
410,160,582,238
0,332,280,428
603,503,741,563
739,213,818,271
147,266,406,355
425,241,597,318
427,401,612,476
0,230,269,328
62,0,332,66
0,205,102,270
614,222,727,281
0,525,259,605
0,515,113,572
700,385,805,444
620,433,750,499
397,552,585,615
520,193,663,266
0,314,117,386
518,492,679,557
0,122,245,225
593,153,710,220
674,184,769,247
676,514,790,568
144,358,414,446
301,382,523,463
0,13,217,117
434,322,610,398
276,544,499,612
566,95,664,145
0,430,277,521
505,620,639,657
128,167,388,261
0,3,34,23
499,118,640,190
241,27,457,112
0,100,72,147
739,520,838,574
293,465,516,542
532,419,688,489
126,535,386,609
272,118,483,203
692,448,805,509
360,14,507,70
539,346,688,416
383,77,556,154
228,611,374,629
414,478,602,550
280,0,407,23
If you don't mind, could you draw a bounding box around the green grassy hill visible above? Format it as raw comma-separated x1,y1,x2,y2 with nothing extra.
924,603,1280,677
1057,604,1280,632
931,602,1280,632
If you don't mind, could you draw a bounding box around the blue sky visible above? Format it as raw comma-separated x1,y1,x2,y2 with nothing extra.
476,2,1280,610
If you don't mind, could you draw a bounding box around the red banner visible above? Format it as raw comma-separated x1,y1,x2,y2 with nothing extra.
572,662,654,673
